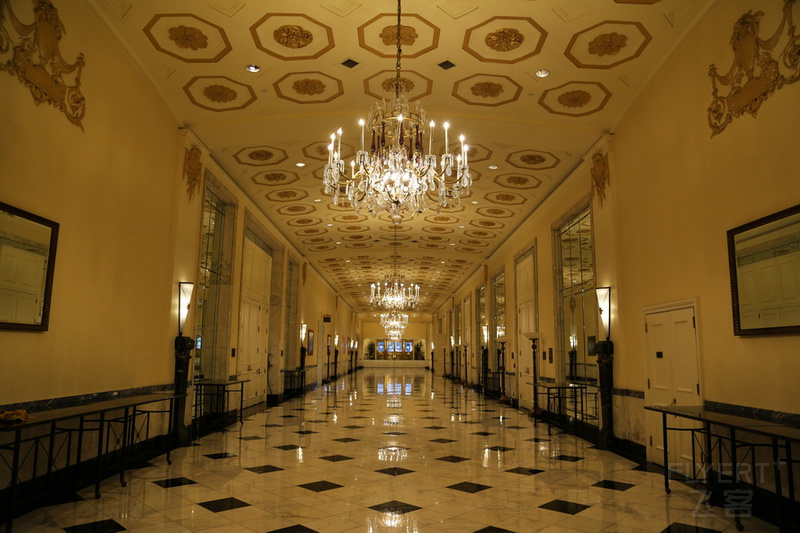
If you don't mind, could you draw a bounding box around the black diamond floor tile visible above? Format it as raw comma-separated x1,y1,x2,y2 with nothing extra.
475,527,516,533
447,481,491,493
539,499,591,515
369,500,422,514
383,431,406,436
472,431,494,436
43,490,84,506
349,415,368,419
246,464,283,474
275,444,303,450
238,436,264,441
424,425,447,430
263,423,283,428
280,415,297,418
462,421,482,425
295,430,318,435
506,467,544,476
299,480,343,492
430,438,457,443
320,454,353,462
593,479,635,491
376,467,414,476
343,425,364,429
420,416,439,419
660,524,724,533
481,409,498,412
199,497,250,513
525,437,550,442
553,454,583,462
486,446,514,452
437,455,470,463
152,477,197,488
266,525,318,533
503,425,527,429
204,452,236,459
333,437,360,442
63,519,126,533
306,419,329,423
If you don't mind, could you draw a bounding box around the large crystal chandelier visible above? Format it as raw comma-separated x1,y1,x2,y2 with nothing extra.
370,270,419,311
380,311,409,331
323,0,472,225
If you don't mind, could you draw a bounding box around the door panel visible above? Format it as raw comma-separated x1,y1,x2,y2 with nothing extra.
645,307,701,474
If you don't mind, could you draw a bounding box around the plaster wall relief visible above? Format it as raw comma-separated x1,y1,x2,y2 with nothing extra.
708,0,800,136
183,147,203,199
590,151,611,208
0,0,85,128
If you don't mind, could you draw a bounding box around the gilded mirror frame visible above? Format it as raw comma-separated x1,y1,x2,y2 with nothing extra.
727,203,800,336
0,201,60,331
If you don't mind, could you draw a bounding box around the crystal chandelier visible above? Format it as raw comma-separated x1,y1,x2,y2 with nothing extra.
323,0,472,225
380,311,409,331
370,228,420,310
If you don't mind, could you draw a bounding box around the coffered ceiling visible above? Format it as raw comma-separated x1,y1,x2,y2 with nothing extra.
91,0,713,314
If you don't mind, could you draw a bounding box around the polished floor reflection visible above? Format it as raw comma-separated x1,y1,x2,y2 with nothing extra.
11,369,777,532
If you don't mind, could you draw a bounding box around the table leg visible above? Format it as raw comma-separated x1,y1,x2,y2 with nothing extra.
166,398,174,465
662,412,671,494
771,437,784,532
95,412,105,499
730,428,742,531
119,407,130,487
6,428,22,533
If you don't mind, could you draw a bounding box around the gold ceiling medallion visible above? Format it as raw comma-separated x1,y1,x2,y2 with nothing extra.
273,25,313,49
0,0,85,129
485,28,524,52
168,26,208,50
708,0,800,136
183,147,202,200
590,151,610,208
471,81,503,97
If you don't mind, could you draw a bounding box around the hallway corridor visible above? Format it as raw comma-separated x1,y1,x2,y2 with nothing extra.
11,369,776,533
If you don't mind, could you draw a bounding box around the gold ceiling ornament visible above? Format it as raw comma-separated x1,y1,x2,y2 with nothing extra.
485,28,525,52
558,90,591,108
168,26,208,50
0,0,86,129
324,0,472,225
708,0,800,136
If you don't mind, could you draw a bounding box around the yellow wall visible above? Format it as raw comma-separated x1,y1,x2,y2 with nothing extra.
0,0,181,404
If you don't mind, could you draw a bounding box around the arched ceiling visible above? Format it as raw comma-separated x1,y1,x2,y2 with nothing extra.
93,0,714,314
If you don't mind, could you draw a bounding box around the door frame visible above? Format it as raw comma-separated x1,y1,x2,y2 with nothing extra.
642,298,704,465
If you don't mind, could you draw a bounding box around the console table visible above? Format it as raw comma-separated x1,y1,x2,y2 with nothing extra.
0,393,175,533
645,404,799,532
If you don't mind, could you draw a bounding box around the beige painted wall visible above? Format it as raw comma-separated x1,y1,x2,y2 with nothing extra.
0,0,181,404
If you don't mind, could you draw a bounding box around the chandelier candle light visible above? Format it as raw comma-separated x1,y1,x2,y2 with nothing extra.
323,0,472,224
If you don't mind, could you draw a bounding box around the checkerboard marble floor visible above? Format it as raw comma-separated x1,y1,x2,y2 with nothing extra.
10,369,778,532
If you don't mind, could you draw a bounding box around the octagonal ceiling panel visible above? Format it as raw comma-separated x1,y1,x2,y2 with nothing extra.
463,16,547,64
565,21,652,69
251,170,299,186
493,172,543,190
358,13,439,58
250,13,334,60
273,72,343,103
364,70,432,101
144,14,231,62
506,150,560,170
539,81,612,117
453,74,522,106
183,76,256,111
235,146,288,166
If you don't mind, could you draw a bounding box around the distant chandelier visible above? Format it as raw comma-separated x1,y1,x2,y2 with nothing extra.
323,0,472,225
381,311,409,331
370,226,420,311
385,324,404,341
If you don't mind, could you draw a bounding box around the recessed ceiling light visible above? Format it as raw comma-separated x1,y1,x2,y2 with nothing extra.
488,165,498,170
535,69,550,78
314,199,322,203
471,200,479,205
246,64,261,73
296,162,305,167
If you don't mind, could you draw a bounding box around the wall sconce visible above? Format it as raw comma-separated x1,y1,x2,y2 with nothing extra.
175,282,195,355
481,325,488,346
594,286,614,358
300,322,308,343
334,334,339,349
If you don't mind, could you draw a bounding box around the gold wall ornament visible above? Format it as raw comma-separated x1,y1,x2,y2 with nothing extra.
273,25,313,49
588,32,627,56
485,28,525,52
183,147,202,200
168,25,208,50
708,0,800,136
0,0,86,129
590,151,610,207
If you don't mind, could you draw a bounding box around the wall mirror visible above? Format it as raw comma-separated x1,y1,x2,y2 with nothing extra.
0,201,59,331
728,203,800,336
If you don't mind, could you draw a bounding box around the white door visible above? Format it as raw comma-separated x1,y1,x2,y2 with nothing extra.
644,306,702,475
238,239,272,407
515,252,536,409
